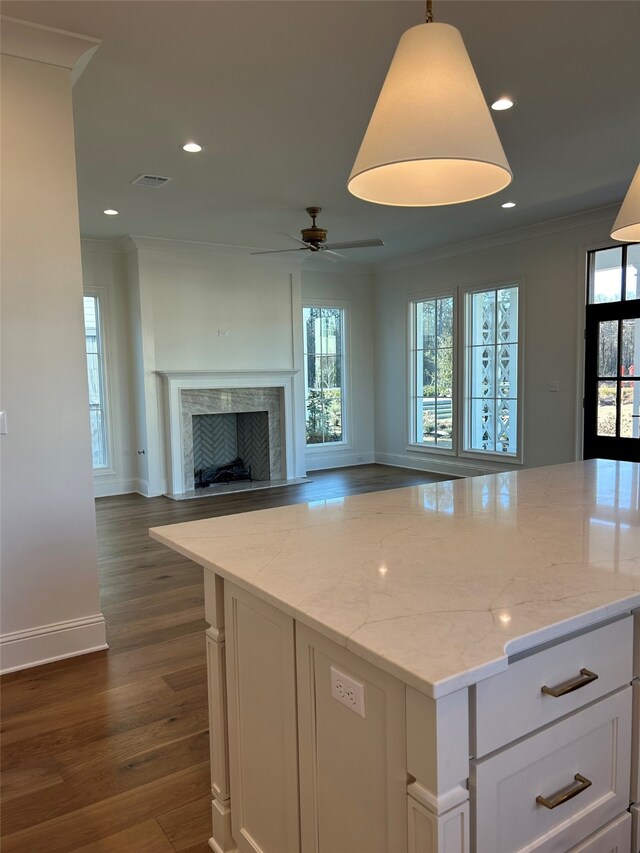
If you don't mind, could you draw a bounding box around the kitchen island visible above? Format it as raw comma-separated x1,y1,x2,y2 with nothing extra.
151,459,640,853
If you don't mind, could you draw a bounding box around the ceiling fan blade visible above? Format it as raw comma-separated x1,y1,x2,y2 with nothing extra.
250,247,309,255
321,249,347,261
323,238,384,250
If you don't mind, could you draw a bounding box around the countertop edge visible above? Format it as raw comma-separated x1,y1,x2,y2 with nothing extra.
150,526,640,700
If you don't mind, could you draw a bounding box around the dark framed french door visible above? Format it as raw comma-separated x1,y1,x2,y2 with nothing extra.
583,244,640,462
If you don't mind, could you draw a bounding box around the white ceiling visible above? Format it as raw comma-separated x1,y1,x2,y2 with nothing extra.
3,0,640,263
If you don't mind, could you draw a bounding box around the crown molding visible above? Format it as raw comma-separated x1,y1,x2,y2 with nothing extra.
1,16,100,84
81,238,125,255
125,233,304,266
79,203,620,274
374,204,620,274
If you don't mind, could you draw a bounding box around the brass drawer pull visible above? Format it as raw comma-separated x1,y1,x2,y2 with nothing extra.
536,773,592,809
541,668,598,697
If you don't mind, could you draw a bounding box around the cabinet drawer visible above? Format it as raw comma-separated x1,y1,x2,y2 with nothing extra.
567,812,631,852
472,688,632,853
473,617,632,756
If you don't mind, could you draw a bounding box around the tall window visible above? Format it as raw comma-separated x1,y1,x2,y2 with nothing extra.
303,306,345,445
83,294,109,468
409,283,521,459
410,296,454,449
465,285,519,456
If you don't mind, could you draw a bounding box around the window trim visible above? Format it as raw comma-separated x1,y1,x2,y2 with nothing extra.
406,289,457,456
459,277,524,464
575,238,623,462
582,241,640,459
84,287,115,474
302,299,351,452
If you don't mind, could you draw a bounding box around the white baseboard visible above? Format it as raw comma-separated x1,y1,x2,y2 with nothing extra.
0,613,108,674
135,478,168,497
374,451,498,479
305,450,375,472
93,477,138,497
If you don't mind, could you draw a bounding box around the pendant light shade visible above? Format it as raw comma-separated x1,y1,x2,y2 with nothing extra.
611,164,640,242
348,23,512,207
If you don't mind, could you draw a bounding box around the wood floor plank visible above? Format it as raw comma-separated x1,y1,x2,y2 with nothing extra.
176,845,214,853
0,766,65,802
1,681,205,770
156,795,212,851
1,675,173,743
53,697,208,773
0,466,450,851
163,665,209,693
0,763,210,853
2,731,210,836
73,819,175,853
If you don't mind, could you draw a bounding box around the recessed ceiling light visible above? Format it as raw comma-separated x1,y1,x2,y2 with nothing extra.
182,142,202,153
103,209,119,215
501,201,516,208
491,97,514,111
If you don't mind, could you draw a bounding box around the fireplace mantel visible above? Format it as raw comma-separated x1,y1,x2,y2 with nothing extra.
157,370,306,496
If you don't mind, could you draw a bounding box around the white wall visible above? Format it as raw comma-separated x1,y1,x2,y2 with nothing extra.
0,33,107,672
373,209,618,478
125,238,305,495
84,238,376,490
302,265,375,470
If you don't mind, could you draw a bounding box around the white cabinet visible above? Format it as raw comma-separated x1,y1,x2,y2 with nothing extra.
473,618,633,756
204,574,637,853
296,623,407,853
473,689,632,853
472,616,634,853
569,813,632,852
223,582,299,853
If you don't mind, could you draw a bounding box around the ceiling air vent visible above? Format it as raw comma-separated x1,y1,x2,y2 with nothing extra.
131,174,172,188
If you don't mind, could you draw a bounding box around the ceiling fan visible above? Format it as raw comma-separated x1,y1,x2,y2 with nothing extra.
251,207,384,259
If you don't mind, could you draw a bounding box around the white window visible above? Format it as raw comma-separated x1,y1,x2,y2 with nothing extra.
464,284,520,457
83,294,109,468
303,305,346,446
409,295,455,450
408,282,522,461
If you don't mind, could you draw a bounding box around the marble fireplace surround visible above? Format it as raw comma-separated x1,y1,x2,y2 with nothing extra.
158,370,304,496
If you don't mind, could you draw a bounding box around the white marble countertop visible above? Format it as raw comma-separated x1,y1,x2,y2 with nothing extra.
150,459,640,698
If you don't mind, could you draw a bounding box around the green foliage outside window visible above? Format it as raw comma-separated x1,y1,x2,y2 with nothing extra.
303,307,344,445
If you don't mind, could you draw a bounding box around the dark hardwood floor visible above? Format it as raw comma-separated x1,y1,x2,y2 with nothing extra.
1,465,450,852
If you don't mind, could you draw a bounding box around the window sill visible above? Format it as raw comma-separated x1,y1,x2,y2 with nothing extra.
93,466,116,476
460,449,523,465
306,441,351,452
405,443,455,456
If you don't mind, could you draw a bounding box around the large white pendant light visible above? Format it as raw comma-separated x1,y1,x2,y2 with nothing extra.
611,164,640,242
348,2,512,207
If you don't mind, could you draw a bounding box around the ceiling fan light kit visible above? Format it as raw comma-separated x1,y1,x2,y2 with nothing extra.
348,6,512,207
300,207,328,249
611,163,640,242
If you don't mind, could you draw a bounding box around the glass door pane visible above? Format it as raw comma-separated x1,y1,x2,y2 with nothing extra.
584,244,640,460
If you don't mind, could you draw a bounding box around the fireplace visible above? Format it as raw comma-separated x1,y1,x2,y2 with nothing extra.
182,387,282,493
193,411,270,486
158,370,306,497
